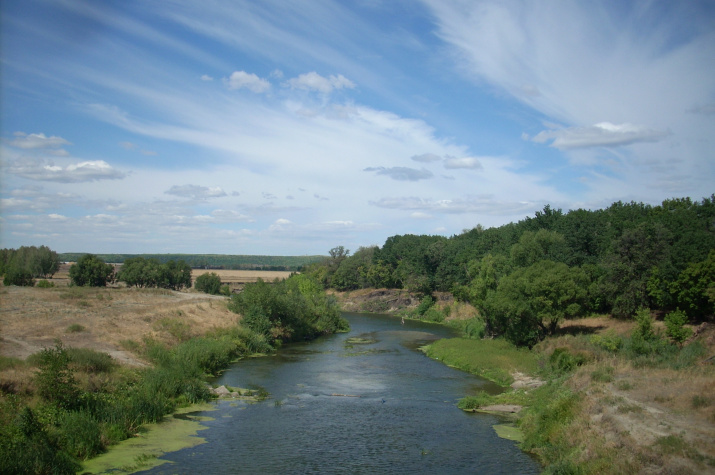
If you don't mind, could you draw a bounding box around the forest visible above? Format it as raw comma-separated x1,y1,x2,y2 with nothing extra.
305,196,715,346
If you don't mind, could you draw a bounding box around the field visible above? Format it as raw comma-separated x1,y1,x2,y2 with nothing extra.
191,269,293,290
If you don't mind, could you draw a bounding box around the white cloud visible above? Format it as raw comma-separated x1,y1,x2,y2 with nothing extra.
165,184,227,200
531,122,670,149
443,157,483,169
9,132,71,150
6,158,126,183
364,166,434,181
370,196,536,215
286,72,355,94
201,74,214,81
225,71,270,93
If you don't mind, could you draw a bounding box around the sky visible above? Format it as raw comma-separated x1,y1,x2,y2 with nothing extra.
1,0,714,256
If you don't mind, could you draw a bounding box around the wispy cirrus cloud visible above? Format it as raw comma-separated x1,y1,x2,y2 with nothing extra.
285,72,355,94
530,122,670,149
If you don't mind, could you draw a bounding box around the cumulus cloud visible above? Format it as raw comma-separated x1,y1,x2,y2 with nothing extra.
165,184,227,200
6,157,126,183
286,72,355,94
443,157,483,169
530,122,670,149
225,71,271,93
364,166,434,181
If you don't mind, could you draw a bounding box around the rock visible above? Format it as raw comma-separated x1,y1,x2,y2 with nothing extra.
212,385,232,396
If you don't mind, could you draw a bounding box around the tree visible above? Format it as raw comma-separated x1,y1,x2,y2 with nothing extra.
69,254,115,287
484,260,589,347
195,272,222,295
2,265,35,286
669,250,715,319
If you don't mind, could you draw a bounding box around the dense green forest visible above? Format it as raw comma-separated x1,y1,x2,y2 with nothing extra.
56,253,324,271
306,196,715,346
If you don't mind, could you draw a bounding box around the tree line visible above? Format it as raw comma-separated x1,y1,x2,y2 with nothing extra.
305,195,715,346
0,246,60,286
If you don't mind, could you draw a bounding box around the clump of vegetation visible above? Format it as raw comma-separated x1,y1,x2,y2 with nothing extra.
66,324,85,333
69,254,115,287
194,272,222,295
36,279,54,288
115,257,192,290
663,309,692,343
228,274,348,345
0,245,60,286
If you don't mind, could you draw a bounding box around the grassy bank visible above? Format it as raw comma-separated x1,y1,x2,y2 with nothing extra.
423,316,715,474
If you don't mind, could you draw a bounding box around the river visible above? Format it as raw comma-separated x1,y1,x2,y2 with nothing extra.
140,312,541,474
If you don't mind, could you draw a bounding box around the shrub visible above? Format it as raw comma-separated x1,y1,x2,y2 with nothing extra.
36,279,54,288
664,309,692,344
195,272,222,295
66,347,116,373
416,295,435,316
549,347,586,375
33,341,80,411
3,265,35,286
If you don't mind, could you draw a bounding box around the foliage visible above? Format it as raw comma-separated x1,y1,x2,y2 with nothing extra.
36,279,55,288
194,272,223,295
2,266,35,286
664,309,692,344
0,245,60,279
69,254,115,287
116,257,192,290
669,250,715,319
33,341,80,411
482,260,589,347
229,274,348,344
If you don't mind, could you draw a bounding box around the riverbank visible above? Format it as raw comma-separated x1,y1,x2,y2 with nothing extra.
331,289,715,474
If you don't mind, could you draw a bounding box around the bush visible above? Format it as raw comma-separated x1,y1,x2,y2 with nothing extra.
69,254,115,287
57,411,104,460
549,347,586,375
33,341,80,411
66,347,116,373
3,266,35,286
195,272,222,295
36,279,54,288
664,309,692,343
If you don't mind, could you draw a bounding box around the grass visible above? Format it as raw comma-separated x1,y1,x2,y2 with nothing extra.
67,323,86,333
424,337,539,387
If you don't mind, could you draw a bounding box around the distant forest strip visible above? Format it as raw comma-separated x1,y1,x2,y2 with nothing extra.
57,253,326,271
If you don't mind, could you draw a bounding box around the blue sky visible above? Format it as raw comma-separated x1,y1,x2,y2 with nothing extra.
1,0,714,255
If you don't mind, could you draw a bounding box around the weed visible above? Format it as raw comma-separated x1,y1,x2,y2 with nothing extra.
66,347,116,373
692,395,711,409
615,380,633,390
590,366,615,383
66,323,85,333
36,279,55,288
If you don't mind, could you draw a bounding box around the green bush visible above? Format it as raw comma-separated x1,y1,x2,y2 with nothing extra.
33,342,80,411
66,347,116,373
664,309,692,343
589,332,623,352
549,347,586,375
3,265,35,286
36,279,54,288
416,295,435,316
195,272,223,295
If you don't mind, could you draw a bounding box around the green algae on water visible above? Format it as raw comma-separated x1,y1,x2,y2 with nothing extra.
81,403,215,474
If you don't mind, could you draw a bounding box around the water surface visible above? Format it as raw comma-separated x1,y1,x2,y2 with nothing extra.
141,313,540,474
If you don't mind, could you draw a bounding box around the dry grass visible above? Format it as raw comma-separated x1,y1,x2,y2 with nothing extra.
0,284,238,367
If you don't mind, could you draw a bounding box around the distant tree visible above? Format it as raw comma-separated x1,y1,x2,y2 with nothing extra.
69,254,115,287
2,265,35,286
195,272,222,295
669,250,715,319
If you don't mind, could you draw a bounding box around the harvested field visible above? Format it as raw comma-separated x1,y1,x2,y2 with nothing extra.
191,269,293,289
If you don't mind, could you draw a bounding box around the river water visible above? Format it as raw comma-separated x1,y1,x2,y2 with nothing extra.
140,313,540,474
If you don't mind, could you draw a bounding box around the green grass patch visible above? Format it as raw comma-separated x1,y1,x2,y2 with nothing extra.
66,323,86,333
424,337,539,387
